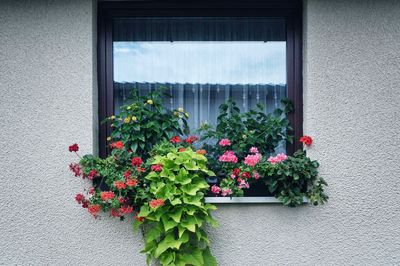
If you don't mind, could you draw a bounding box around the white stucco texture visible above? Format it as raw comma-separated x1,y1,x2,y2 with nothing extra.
0,0,399,265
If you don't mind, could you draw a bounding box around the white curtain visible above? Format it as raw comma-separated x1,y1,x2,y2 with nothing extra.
113,17,287,131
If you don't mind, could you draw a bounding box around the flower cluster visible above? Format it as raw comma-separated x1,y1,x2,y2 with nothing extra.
151,164,163,172
184,135,199,144
218,151,238,163
69,143,79,152
67,90,225,266
300,135,313,146
67,87,327,266
244,153,261,167
110,141,124,149
267,153,288,164
218,139,231,147
149,198,165,208
208,136,322,199
69,163,81,177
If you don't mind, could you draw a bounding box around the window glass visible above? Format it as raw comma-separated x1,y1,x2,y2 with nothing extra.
113,17,286,146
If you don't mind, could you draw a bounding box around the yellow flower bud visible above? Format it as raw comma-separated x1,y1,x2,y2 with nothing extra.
106,137,111,141
173,111,179,116
132,116,137,122
124,117,131,123
178,107,184,112
242,134,247,139
110,115,115,120
127,106,131,110
147,99,153,105
184,112,189,118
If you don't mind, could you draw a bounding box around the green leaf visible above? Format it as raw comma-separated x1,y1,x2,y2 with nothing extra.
145,227,162,244
162,216,178,231
178,225,186,238
170,198,182,206
130,143,138,153
181,184,201,196
183,161,199,171
181,216,197,232
180,249,204,266
169,208,183,223
159,252,175,265
175,168,191,185
203,247,218,266
138,205,151,218
132,219,141,233
154,234,182,258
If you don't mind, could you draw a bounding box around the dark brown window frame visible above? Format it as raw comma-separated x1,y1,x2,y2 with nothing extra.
97,0,303,159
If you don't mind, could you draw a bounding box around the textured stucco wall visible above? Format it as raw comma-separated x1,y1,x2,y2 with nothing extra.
1,0,400,265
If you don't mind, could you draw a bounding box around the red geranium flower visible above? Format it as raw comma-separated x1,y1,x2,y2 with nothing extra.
123,170,132,179
87,169,99,180
69,143,79,152
118,197,125,204
151,164,163,172
131,157,143,167
241,172,251,179
170,136,181,143
149,198,165,208
178,148,186,152
88,204,101,217
119,206,133,214
134,212,144,222
101,191,115,201
69,163,82,177
184,135,198,144
137,167,146,173
300,135,313,146
110,141,124,149
126,178,138,187
110,209,121,217
82,199,89,209
114,180,126,190
75,193,85,204
232,168,241,177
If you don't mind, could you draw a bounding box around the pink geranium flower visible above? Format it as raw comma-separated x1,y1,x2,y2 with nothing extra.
267,153,288,164
218,151,238,163
244,153,261,167
249,147,259,154
253,171,260,180
211,185,221,194
238,180,250,189
221,189,232,197
218,139,231,146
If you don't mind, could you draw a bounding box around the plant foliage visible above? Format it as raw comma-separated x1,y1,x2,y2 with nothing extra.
68,88,328,266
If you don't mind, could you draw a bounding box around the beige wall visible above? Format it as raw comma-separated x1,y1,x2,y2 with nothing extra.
0,0,399,265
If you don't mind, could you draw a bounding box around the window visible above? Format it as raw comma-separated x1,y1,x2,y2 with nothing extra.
98,1,303,201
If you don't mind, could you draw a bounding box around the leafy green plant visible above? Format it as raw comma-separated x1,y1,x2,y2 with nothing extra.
198,99,293,176
106,89,189,159
68,89,328,266
199,98,292,158
258,150,328,206
138,145,218,265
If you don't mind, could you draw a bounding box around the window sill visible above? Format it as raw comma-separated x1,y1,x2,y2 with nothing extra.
204,196,308,204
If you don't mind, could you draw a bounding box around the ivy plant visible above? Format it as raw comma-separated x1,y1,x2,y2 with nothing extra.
138,145,218,266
